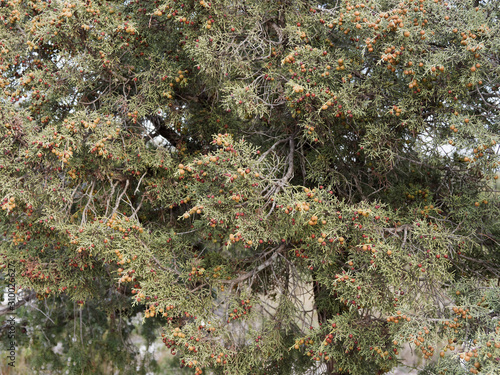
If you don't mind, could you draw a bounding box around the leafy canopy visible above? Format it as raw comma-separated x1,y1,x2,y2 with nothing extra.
0,0,499,374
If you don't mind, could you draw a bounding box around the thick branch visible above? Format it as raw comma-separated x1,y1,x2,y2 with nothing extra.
0,290,36,316
220,243,285,286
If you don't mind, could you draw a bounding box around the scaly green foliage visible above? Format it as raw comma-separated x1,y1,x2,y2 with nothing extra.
0,0,499,374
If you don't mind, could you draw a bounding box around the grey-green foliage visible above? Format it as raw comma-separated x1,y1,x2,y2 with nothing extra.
0,0,499,374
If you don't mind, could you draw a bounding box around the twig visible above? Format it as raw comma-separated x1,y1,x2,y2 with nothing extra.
257,137,289,164
134,171,147,195
80,180,95,226
111,179,129,217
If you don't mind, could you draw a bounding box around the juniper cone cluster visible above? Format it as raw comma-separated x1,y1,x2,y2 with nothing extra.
0,0,500,374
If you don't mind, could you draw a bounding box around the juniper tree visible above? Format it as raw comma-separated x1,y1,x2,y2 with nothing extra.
0,0,500,374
